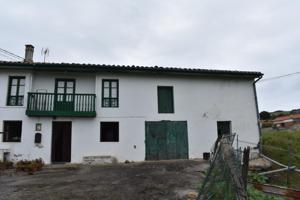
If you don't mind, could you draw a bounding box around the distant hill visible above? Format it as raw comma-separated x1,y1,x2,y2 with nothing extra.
260,108,300,120
270,110,290,119
291,109,300,114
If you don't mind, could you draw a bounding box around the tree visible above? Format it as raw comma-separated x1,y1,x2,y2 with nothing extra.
259,111,271,120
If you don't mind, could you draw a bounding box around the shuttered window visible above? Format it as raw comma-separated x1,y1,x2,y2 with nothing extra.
7,76,25,106
157,86,174,113
102,80,119,107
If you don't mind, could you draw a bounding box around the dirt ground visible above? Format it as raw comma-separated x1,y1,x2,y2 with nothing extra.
0,159,208,200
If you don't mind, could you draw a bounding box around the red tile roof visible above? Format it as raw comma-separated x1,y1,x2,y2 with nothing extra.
0,60,263,78
273,114,300,122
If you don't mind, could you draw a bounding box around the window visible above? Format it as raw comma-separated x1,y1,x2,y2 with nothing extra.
55,79,75,102
157,86,174,113
7,76,25,106
102,80,118,107
100,122,119,142
3,121,22,142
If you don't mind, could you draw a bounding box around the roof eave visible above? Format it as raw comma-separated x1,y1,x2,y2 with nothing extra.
0,61,263,78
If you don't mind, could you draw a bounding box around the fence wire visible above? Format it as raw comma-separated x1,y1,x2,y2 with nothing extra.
198,135,247,200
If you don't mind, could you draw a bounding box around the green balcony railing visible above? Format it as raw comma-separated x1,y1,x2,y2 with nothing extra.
26,92,96,117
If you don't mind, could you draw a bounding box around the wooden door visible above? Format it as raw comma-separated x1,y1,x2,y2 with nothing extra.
51,121,72,163
54,79,75,112
145,121,188,160
168,121,188,159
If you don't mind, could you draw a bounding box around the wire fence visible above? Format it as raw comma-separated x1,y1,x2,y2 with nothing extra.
237,138,300,189
198,133,300,199
198,134,249,200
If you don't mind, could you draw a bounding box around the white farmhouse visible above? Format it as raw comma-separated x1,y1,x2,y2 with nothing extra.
0,45,263,164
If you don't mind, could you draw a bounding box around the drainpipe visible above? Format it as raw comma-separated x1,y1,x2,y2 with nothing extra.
253,75,263,153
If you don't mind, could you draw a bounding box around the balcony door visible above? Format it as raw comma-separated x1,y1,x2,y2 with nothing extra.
54,79,75,112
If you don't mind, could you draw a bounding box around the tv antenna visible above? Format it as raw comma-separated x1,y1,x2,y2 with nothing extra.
41,48,50,62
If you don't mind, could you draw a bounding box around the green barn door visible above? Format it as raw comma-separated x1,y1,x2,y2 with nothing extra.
145,121,188,160
145,122,168,160
174,121,188,159
54,79,75,112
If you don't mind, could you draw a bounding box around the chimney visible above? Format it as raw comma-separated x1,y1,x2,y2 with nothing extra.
24,44,34,63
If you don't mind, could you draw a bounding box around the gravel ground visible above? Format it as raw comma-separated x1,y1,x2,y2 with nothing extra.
0,159,208,200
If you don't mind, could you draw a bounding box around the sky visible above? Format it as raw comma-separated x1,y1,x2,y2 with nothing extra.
0,1,299,112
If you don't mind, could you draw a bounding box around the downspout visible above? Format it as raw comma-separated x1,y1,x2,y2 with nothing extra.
253,75,263,153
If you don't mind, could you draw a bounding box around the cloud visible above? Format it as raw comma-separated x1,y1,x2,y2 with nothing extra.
0,0,299,111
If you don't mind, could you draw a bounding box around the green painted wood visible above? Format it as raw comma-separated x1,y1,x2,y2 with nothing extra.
7,76,26,106
174,121,189,159
26,92,96,117
54,79,75,113
145,121,167,160
166,122,178,159
102,79,119,107
157,86,174,113
145,121,188,160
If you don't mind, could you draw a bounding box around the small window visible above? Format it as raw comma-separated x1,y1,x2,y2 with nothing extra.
100,122,119,142
7,76,25,106
102,80,119,107
3,121,22,142
157,86,174,113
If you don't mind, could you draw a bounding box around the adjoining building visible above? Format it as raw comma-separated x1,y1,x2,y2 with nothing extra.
0,45,263,163
273,114,300,129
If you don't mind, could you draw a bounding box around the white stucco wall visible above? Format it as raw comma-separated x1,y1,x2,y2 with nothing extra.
0,70,260,163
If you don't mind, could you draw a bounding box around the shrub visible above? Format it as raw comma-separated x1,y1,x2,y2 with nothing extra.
248,172,268,184
15,158,44,175
0,161,14,171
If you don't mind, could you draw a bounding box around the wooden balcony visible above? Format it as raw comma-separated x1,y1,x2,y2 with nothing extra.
26,92,96,117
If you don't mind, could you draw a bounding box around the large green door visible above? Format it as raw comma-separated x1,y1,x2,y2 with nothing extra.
145,122,167,160
145,121,188,160
173,121,188,159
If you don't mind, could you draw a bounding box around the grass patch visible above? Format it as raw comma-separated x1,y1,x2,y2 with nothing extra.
262,129,300,168
262,129,300,189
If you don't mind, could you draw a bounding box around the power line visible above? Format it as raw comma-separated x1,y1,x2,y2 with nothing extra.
259,72,300,83
0,52,16,61
0,48,24,61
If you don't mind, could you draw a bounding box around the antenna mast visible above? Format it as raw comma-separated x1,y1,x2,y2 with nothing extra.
41,48,50,62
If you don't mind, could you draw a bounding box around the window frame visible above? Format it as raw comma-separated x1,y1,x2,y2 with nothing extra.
101,79,119,108
54,78,76,102
100,122,119,142
6,76,26,106
3,120,22,142
157,86,174,114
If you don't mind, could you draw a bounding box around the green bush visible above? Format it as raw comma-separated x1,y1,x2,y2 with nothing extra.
248,172,268,184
